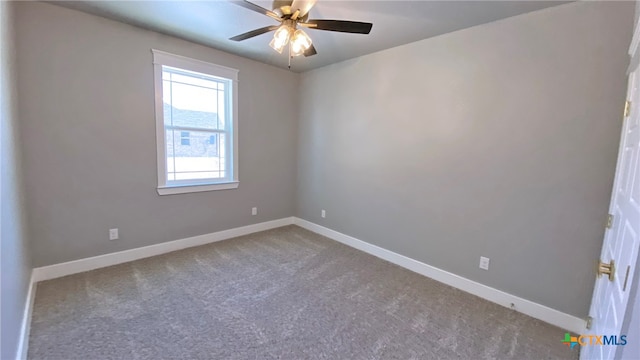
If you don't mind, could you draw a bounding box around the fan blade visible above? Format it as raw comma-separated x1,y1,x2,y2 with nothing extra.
304,44,317,57
290,0,316,18
230,26,279,41
230,1,282,22
302,20,372,34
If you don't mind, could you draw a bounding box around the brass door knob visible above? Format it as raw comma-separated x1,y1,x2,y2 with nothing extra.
597,259,615,281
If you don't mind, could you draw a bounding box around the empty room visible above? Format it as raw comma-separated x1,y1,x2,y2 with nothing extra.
1,0,640,359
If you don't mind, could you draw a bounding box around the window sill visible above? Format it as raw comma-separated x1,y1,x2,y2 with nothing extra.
157,181,239,195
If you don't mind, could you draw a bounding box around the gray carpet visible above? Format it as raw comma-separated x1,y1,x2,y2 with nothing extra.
28,225,578,359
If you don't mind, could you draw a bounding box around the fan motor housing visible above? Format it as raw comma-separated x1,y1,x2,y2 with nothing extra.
272,1,309,22
272,0,290,11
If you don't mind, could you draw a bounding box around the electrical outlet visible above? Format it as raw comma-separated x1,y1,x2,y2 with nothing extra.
109,228,119,241
321,209,326,218
252,207,257,216
479,256,490,271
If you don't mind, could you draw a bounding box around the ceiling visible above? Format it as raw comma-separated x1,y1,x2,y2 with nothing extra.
51,0,570,73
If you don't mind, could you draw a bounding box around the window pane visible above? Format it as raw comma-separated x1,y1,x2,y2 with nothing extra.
166,129,176,181
180,131,190,146
217,90,226,130
166,82,219,130
219,133,226,170
174,172,220,181
162,67,228,131
166,130,226,182
163,80,172,126
170,72,220,90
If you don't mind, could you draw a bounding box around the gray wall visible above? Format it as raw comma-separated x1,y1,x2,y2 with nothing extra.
296,1,633,317
1,1,32,359
16,2,299,267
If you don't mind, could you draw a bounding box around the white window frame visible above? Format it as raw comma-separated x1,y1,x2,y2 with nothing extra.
152,49,239,195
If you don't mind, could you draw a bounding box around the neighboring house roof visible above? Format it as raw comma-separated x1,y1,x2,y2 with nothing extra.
164,103,219,130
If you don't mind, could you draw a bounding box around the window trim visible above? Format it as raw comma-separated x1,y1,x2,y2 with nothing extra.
152,49,239,195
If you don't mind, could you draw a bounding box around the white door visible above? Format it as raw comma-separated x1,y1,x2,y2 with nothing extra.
581,26,640,360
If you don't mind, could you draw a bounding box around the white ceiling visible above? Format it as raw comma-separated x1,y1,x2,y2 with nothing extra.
51,0,570,73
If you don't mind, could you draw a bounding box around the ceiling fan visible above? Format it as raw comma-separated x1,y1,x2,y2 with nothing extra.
229,0,373,58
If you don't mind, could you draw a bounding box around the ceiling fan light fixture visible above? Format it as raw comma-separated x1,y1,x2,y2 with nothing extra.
269,25,293,53
290,29,312,57
230,0,374,60
269,37,286,54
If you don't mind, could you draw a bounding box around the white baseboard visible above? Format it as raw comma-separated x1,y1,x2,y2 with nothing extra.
293,217,586,334
26,215,584,335
32,217,295,282
16,271,36,360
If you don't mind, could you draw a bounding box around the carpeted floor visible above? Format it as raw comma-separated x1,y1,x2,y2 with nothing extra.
28,225,578,359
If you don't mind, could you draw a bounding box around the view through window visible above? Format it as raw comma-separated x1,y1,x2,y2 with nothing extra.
163,66,228,182
153,50,238,194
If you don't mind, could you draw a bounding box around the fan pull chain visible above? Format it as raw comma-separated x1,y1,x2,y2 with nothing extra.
288,44,292,69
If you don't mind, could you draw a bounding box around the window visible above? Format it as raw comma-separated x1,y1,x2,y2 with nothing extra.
152,50,239,195
180,131,190,146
